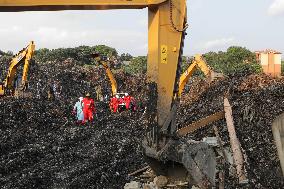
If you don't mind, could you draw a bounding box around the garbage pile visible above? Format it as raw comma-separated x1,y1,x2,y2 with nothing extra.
1,58,284,189
0,60,147,188
177,73,284,188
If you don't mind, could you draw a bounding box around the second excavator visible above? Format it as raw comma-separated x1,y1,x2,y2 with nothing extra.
92,53,136,112
179,54,224,96
0,41,35,97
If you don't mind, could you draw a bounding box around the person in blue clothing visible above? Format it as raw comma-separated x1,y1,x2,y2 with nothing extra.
73,97,84,124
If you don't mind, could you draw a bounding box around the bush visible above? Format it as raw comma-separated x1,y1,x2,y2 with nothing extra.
122,56,147,75
203,46,262,75
34,45,117,65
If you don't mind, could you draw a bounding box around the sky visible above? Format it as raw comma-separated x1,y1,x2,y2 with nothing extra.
0,0,283,57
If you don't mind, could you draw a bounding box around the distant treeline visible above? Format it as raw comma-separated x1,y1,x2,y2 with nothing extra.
0,45,262,77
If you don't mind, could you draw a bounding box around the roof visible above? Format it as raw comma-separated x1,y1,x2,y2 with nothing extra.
255,49,282,54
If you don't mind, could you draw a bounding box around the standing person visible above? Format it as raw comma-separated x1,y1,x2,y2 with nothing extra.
124,93,131,110
53,80,62,99
95,85,103,101
73,97,84,124
110,95,119,113
36,79,42,99
82,93,96,123
47,81,54,100
130,96,137,111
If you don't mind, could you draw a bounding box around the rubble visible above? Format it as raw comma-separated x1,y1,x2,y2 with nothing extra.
177,73,284,188
1,58,284,189
0,60,147,188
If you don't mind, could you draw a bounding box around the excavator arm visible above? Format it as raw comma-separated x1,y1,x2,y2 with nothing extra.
0,1,217,187
179,54,223,96
0,41,35,96
92,53,118,95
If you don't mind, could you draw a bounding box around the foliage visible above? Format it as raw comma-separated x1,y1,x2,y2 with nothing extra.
0,51,13,81
120,53,133,61
34,45,117,65
203,46,262,75
122,56,147,75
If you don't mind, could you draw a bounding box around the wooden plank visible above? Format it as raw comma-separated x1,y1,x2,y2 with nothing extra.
176,111,225,137
224,97,248,184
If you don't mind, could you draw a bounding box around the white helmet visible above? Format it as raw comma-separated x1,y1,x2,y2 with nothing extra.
115,95,119,98
125,93,129,96
79,97,83,101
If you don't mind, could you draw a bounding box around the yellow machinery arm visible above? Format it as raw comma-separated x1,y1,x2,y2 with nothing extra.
92,53,118,95
0,1,217,187
0,41,35,96
179,54,223,96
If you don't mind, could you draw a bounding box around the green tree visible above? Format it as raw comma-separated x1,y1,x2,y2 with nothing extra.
34,45,118,65
120,53,133,61
122,56,147,75
203,46,262,75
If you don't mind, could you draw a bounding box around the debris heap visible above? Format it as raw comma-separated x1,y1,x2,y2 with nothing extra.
1,59,284,188
178,73,284,188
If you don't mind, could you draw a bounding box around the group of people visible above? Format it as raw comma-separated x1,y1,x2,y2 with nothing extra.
72,91,137,125
109,93,136,113
36,79,62,100
73,93,96,124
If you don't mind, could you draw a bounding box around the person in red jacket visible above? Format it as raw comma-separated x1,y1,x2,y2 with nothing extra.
130,96,137,111
82,93,96,123
124,93,131,110
110,95,119,113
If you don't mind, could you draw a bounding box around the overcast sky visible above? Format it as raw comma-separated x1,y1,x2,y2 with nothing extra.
0,0,283,56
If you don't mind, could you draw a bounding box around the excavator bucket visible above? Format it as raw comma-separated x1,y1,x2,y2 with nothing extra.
143,139,216,188
272,113,284,175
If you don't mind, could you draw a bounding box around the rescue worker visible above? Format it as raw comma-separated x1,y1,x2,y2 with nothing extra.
124,93,131,110
130,96,137,111
82,93,96,123
110,95,119,113
73,97,84,124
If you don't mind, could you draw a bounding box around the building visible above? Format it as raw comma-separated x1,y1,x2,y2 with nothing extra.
255,50,282,77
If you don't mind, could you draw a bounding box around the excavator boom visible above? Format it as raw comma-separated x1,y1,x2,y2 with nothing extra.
179,54,223,96
92,53,118,95
0,41,35,96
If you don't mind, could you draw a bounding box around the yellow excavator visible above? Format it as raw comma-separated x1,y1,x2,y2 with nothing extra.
92,53,118,96
92,53,136,112
0,41,35,97
179,54,224,96
4,1,279,188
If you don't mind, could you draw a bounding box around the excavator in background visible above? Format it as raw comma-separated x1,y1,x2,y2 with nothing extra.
91,53,136,112
179,54,224,96
0,41,35,97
